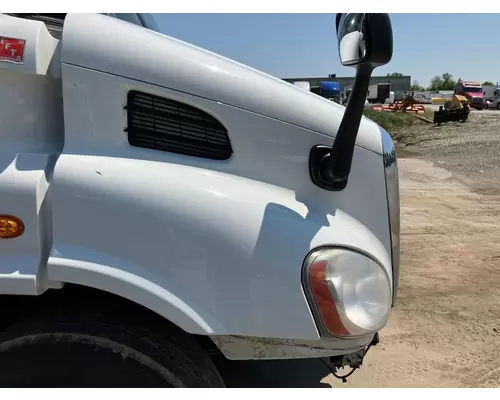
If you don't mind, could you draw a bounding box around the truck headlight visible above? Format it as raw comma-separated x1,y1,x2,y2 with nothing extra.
303,248,392,337
381,127,400,304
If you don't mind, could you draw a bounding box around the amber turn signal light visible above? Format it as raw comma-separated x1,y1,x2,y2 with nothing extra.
0,215,25,239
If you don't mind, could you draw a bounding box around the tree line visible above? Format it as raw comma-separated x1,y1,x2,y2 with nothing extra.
385,72,495,92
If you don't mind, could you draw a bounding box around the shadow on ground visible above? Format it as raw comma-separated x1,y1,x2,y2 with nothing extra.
219,358,333,388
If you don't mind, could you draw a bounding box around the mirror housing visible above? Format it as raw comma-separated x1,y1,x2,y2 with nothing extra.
335,13,393,68
309,14,393,191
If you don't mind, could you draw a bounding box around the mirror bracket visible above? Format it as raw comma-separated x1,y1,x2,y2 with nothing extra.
310,64,373,191
309,145,348,191
309,13,393,192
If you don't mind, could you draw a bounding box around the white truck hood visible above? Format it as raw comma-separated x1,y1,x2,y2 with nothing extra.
61,13,383,154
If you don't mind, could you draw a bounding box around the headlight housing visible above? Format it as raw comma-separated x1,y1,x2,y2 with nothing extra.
381,127,400,304
303,247,392,337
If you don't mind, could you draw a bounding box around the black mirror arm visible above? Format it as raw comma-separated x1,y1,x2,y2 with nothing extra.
309,64,373,191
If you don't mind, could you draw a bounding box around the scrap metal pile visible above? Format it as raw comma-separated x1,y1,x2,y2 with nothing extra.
371,91,426,113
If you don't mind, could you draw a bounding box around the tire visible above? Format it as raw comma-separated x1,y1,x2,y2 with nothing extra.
0,301,225,388
496,103,500,111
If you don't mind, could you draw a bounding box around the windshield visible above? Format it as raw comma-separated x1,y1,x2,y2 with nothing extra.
463,86,483,93
138,14,160,32
109,13,160,32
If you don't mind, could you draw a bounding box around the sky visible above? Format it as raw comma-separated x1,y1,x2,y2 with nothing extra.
153,13,498,88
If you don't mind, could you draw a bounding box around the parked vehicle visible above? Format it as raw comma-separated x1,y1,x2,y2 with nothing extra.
482,84,500,102
486,95,500,110
366,83,391,104
0,12,398,387
455,79,485,110
293,81,311,91
319,81,341,103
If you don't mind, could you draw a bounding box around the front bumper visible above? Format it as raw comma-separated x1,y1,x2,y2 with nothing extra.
210,333,376,360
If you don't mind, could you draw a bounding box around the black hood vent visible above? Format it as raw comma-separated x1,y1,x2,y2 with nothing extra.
125,91,232,160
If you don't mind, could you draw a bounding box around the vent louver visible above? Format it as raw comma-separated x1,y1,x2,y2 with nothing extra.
125,91,233,160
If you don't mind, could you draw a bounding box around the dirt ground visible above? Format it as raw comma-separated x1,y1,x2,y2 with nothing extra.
223,109,500,388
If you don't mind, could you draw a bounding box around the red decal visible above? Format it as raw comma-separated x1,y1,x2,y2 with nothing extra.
0,37,25,64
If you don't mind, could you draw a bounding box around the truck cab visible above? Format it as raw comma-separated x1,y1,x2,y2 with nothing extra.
0,13,399,387
455,79,485,110
319,81,341,103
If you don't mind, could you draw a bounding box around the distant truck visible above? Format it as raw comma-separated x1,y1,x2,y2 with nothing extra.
318,81,341,103
366,83,391,104
483,84,500,102
455,79,485,110
293,81,311,91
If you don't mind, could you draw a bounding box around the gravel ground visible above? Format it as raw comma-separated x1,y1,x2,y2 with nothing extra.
324,157,500,387
222,108,500,388
395,109,500,195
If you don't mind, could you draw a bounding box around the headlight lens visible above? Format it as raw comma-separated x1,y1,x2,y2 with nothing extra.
381,127,400,304
303,248,392,337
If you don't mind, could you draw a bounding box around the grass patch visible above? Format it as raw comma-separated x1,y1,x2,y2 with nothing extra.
363,108,434,132
363,108,415,131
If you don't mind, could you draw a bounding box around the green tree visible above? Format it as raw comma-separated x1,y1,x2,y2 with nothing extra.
428,75,443,91
428,73,457,91
409,80,425,91
483,81,495,86
440,73,456,90
387,72,403,77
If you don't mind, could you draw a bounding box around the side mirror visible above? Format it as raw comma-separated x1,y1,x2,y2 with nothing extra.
309,14,393,191
335,13,393,68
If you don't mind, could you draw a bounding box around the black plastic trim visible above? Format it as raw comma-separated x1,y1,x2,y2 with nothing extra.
125,90,233,160
308,145,349,191
8,14,65,40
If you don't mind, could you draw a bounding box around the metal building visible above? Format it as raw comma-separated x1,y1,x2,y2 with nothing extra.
282,75,411,94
